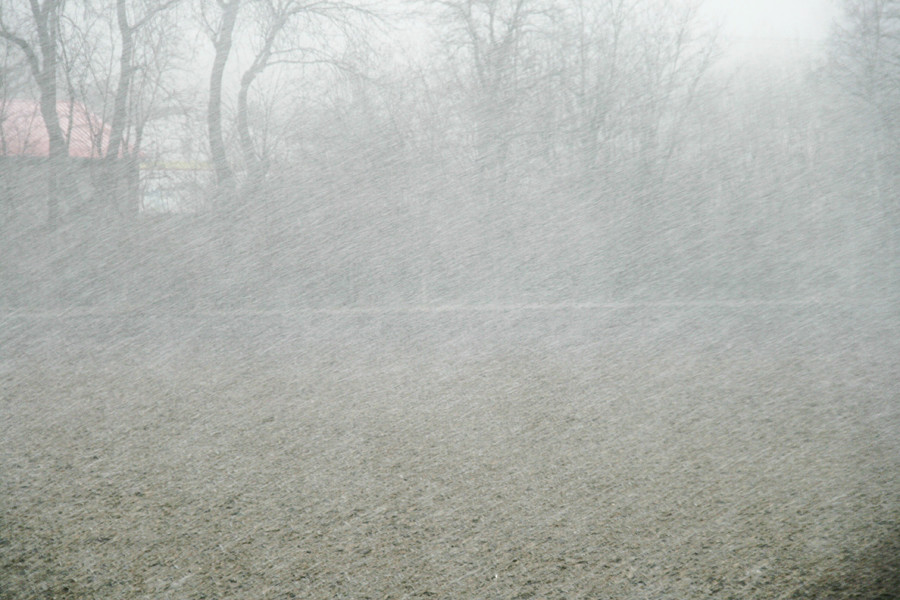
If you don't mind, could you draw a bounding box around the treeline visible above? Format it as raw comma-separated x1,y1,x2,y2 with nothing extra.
1,0,897,309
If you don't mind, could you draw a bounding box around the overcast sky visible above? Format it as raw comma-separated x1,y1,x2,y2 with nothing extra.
705,0,840,41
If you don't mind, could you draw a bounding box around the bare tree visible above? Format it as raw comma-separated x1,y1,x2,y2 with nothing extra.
564,0,636,179
558,0,717,186
830,0,900,145
830,0,900,274
631,0,718,181
34,0,186,218
1,0,67,229
201,0,375,208
234,0,362,199
97,0,181,216
436,0,555,181
106,0,180,160
202,0,240,208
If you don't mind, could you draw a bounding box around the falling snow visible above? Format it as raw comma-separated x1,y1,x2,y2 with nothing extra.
1,0,899,598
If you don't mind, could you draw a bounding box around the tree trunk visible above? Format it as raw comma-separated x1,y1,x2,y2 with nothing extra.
208,0,240,209
91,0,136,219
33,0,67,230
237,67,264,199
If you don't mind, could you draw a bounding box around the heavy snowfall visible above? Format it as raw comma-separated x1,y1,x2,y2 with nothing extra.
1,0,898,598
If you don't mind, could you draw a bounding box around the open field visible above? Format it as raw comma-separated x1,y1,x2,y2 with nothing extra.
2,304,899,598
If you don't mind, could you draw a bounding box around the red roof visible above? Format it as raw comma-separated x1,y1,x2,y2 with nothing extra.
0,99,126,159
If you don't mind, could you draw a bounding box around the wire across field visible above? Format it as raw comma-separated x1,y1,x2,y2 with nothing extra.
1,306,898,599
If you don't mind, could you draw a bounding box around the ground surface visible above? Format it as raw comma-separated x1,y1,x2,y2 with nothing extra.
1,304,899,599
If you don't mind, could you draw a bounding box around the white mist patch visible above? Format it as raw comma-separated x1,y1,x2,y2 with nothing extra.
705,0,838,41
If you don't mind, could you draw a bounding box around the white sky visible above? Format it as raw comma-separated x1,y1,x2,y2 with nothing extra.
704,0,840,41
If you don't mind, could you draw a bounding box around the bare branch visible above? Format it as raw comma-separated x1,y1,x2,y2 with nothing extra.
0,14,42,79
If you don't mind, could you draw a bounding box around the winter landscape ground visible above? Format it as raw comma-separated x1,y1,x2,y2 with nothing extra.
1,303,898,599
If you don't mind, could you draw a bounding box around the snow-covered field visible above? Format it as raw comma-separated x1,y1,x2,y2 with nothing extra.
2,304,898,598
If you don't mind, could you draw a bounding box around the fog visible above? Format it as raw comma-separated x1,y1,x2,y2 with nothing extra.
1,0,897,323
1,0,899,598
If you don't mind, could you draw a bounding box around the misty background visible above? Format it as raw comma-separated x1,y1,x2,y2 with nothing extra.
2,4,900,598
0,0,897,319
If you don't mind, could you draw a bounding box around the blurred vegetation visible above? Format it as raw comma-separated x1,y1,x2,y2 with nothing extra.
1,0,897,311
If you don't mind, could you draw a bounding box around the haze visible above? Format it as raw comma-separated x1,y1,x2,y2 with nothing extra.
1,0,898,598
709,0,838,40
